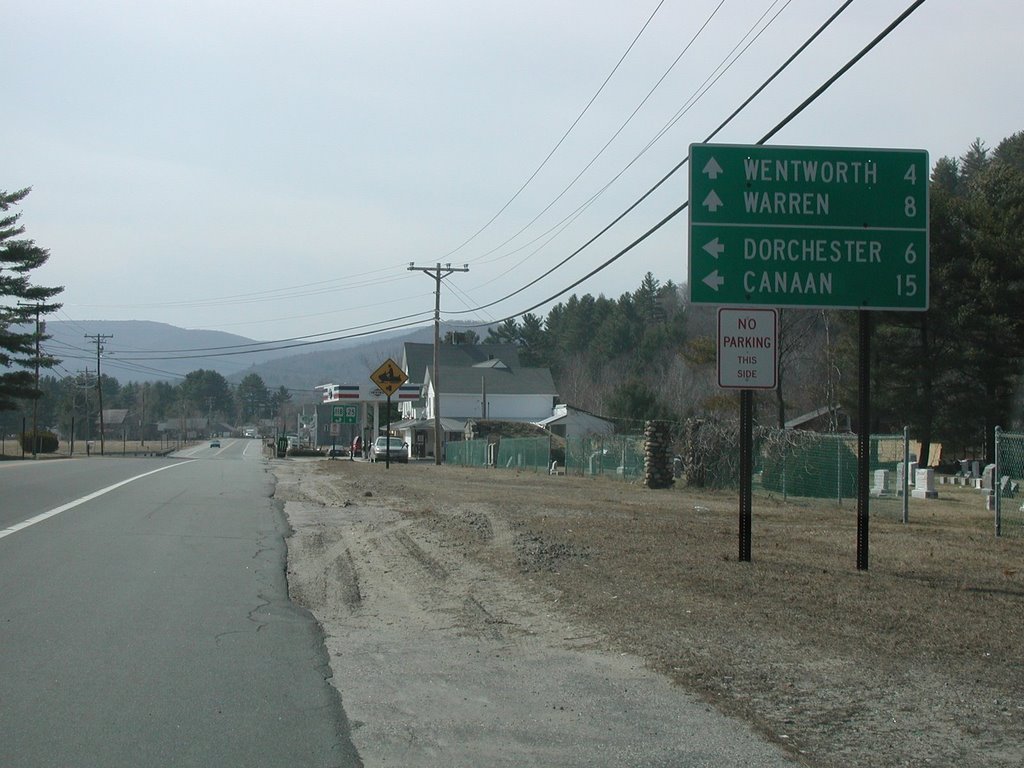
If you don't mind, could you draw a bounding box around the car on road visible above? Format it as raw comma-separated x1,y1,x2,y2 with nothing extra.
210,439,221,448
369,436,408,463
326,447,347,458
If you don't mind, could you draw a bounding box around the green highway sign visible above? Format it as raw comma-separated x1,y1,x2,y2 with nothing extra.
688,143,929,310
332,404,358,424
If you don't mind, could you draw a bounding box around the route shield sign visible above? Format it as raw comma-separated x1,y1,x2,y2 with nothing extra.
688,143,929,310
369,358,408,397
331,404,358,424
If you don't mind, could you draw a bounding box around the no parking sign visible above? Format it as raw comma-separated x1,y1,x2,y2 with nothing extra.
717,308,777,389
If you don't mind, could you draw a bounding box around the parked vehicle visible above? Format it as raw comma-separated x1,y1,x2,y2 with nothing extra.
369,436,408,463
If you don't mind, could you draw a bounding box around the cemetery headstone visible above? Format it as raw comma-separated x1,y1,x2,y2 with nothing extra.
911,468,939,499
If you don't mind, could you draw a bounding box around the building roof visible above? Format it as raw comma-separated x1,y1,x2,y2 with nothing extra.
402,342,522,384
784,405,850,431
426,365,556,396
100,409,130,425
534,404,614,428
392,416,466,433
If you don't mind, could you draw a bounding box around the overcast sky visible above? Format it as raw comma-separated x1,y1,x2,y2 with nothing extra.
5,0,1022,348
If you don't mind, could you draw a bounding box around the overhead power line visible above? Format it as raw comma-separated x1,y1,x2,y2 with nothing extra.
60,0,925,366
442,0,669,260
465,0,796,298
463,0,731,268
447,0,857,317
467,0,930,326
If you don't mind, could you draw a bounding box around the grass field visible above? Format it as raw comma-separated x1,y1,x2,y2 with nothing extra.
0,438,183,459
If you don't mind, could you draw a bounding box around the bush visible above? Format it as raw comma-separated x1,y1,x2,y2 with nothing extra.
681,419,740,489
20,430,59,454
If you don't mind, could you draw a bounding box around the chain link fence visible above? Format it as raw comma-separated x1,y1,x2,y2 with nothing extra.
495,436,551,472
445,438,490,468
755,430,907,517
443,421,1024,542
996,430,1024,537
563,434,645,479
674,420,908,516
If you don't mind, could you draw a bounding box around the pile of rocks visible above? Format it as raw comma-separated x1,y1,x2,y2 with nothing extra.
644,420,674,489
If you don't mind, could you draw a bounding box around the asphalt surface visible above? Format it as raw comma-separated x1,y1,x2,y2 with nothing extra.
0,442,361,767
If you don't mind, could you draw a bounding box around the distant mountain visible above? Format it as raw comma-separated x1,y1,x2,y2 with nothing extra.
36,319,488,395
37,320,277,382
228,326,437,395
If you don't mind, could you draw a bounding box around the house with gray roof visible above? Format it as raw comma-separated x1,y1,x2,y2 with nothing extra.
395,342,557,458
400,342,522,385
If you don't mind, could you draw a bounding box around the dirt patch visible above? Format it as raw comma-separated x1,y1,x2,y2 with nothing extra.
281,459,1024,767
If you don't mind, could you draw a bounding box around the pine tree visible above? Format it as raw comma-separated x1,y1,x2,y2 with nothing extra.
0,188,63,411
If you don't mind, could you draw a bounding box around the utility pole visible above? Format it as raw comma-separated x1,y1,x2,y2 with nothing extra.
407,262,469,465
85,334,113,455
18,302,42,458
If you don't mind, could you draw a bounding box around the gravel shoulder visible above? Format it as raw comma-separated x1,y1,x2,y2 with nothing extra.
272,458,1023,767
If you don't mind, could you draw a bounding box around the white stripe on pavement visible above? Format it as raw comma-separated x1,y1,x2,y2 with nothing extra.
0,461,195,540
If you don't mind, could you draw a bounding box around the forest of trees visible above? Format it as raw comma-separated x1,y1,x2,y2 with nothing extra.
0,370,294,444
3,132,1022,461
483,132,1024,461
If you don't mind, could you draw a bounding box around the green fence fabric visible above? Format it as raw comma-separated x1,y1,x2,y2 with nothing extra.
441,425,1024,543
998,431,1024,536
495,437,551,472
446,438,489,468
564,435,644,479
755,431,906,515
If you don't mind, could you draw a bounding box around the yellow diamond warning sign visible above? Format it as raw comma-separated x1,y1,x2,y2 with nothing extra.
369,358,408,397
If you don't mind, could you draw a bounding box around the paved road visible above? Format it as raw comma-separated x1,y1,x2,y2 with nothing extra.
0,441,361,767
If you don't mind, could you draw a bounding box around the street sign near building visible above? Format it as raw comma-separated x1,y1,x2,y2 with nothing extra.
369,358,408,397
331,404,358,424
689,143,929,310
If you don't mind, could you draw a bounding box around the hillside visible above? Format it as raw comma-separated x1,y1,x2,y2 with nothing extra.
36,319,482,393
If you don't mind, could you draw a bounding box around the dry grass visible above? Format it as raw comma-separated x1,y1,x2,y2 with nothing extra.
0,438,182,459
315,460,1024,767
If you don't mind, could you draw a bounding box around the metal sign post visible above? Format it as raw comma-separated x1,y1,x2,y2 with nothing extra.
692,143,929,571
369,359,408,470
717,308,776,562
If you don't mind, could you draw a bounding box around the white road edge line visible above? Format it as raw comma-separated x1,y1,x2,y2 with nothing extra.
0,460,195,540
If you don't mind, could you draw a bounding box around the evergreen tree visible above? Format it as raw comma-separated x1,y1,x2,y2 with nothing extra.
868,131,1024,459
0,188,63,411
270,385,292,416
180,369,233,421
517,313,548,366
485,318,520,345
236,373,270,422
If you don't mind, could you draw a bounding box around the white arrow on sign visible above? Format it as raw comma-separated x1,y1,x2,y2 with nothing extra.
703,237,725,259
702,157,723,179
702,190,723,213
703,271,725,291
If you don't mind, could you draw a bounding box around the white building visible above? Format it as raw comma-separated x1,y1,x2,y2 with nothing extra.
533,403,615,439
396,342,557,458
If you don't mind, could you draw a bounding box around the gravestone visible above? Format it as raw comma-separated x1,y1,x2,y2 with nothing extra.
898,461,918,491
871,469,890,497
911,468,939,499
1001,476,1019,498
